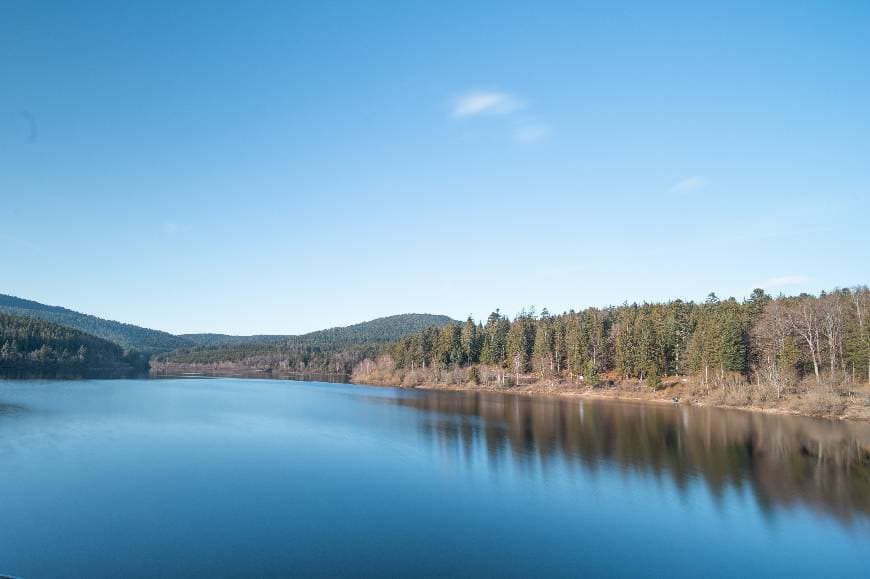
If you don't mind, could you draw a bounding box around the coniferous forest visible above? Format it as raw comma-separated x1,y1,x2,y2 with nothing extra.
352,287,870,419
385,287,868,386
151,314,454,376
0,294,192,355
0,312,148,378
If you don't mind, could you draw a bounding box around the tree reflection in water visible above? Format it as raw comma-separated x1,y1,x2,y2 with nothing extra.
380,390,870,524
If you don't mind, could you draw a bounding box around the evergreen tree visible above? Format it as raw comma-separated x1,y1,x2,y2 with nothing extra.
435,323,463,368
461,316,481,365
615,304,640,378
507,310,535,377
533,308,555,378
480,310,508,367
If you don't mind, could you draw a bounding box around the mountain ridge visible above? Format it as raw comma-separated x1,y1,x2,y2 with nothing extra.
0,294,193,355
182,313,456,347
0,294,456,357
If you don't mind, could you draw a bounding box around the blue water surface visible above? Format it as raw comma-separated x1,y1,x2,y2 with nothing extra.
0,378,867,577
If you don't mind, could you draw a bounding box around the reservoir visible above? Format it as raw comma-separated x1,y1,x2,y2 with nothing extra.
0,378,867,577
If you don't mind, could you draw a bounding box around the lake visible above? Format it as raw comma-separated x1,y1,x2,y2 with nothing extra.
0,378,868,577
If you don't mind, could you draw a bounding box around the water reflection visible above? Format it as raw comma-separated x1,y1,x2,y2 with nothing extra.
0,403,26,416
150,370,351,383
388,391,870,524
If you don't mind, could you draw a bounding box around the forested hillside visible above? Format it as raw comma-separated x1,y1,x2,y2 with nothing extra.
154,314,455,375
0,312,148,378
0,295,456,377
181,314,454,348
180,334,289,347
0,294,193,355
355,286,869,417
288,314,455,347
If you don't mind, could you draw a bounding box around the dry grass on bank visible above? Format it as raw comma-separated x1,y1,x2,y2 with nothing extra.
351,358,870,421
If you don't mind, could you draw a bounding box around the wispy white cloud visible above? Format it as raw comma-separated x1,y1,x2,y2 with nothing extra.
512,121,551,143
669,176,708,195
760,275,810,289
451,90,523,118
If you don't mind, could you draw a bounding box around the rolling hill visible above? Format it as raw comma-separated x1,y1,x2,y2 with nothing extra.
155,314,456,374
0,294,455,376
180,333,289,347
181,314,455,348
0,311,148,378
0,294,194,355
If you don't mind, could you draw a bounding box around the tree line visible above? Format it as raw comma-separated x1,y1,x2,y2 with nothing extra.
386,287,869,392
155,314,454,375
153,342,382,376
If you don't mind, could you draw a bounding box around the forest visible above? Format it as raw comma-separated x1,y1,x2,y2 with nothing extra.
152,313,454,375
0,312,149,378
355,287,870,418
180,313,454,348
0,294,192,355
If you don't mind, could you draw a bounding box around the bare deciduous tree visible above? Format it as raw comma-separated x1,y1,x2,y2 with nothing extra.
850,286,869,383
753,300,790,398
784,296,823,387
820,291,846,384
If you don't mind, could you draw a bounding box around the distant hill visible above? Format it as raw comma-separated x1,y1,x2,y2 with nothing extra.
156,313,456,373
0,294,456,377
181,314,455,349
0,294,193,355
181,333,289,348
0,311,148,378
289,314,456,347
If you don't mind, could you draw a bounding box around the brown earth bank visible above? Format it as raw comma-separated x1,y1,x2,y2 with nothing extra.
350,361,870,422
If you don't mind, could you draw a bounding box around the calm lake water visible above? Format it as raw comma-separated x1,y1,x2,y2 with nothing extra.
1,379,868,578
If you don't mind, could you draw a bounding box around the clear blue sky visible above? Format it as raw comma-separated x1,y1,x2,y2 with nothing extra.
2,1,868,334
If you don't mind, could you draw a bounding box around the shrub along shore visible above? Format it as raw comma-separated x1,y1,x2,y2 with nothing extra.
351,362,870,421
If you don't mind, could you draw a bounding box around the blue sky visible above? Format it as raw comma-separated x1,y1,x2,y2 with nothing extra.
2,1,868,334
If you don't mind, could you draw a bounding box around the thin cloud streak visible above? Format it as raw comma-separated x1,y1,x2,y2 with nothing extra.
452,91,523,118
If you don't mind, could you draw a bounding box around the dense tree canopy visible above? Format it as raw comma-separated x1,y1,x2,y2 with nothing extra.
386,286,869,392
181,314,453,349
0,312,148,378
0,294,192,355
155,314,455,375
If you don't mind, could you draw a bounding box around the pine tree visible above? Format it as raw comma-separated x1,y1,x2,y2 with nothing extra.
461,316,480,365
533,308,555,378
615,304,640,378
507,310,535,378
436,323,463,368
566,313,586,379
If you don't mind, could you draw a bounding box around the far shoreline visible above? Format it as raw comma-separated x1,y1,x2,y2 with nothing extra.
347,375,870,423
144,363,870,422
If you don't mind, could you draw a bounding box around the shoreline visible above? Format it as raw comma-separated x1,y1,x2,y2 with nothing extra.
5,369,866,422
148,364,350,383
350,376,870,422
